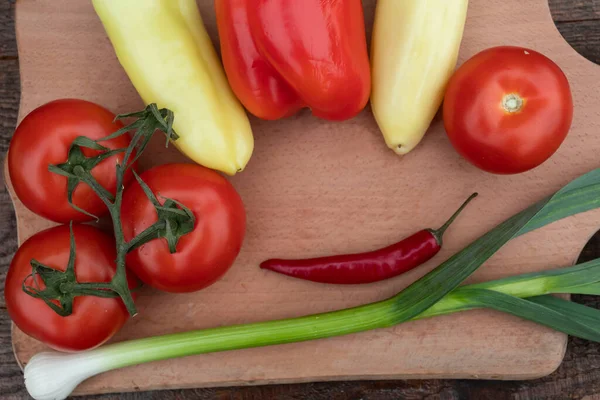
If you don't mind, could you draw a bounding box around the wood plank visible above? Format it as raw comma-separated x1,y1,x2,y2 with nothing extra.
555,20,600,65
0,59,19,309
0,1,16,59
550,0,600,22
0,60,19,155
0,309,27,398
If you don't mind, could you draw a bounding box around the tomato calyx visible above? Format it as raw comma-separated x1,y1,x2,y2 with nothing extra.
48,139,127,220
126,171,196,254
22,224,119,317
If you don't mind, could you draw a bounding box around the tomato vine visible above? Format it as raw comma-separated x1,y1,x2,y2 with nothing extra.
23,104,193,316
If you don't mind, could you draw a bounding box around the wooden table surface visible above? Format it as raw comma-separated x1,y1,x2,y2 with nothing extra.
2,1,600,399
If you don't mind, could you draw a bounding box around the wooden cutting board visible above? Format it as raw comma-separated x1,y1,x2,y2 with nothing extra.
6,0,600,396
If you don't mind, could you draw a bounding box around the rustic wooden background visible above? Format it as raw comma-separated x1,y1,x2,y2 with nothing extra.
2,0,600,398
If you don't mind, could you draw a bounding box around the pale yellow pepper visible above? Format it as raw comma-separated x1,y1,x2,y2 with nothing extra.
371,0,469,155
92,0,254,175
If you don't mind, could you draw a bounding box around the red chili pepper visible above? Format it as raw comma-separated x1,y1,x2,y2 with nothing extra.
260,193,478,284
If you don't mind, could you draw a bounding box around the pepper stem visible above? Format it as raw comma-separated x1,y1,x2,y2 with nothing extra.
430,193,479,246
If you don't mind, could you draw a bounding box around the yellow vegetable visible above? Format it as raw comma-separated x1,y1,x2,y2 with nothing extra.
370,0,469,155
92,0,254,175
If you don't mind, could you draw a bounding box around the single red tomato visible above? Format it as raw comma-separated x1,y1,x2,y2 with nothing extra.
121,163,247,293
8,99,133,223
5,225,135,352
443,46,573,174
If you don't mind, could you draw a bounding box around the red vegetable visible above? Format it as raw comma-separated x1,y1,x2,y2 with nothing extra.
215,0,371,121
8,99,134,223
121,163,247,293
261,194,478,284
4,225,136,352
443,46,573,175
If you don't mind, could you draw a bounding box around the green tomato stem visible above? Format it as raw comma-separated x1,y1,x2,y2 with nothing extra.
33,105,184,318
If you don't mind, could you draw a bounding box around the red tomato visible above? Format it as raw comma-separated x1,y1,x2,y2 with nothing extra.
443,46,573,174
121,164,246,293
5,225,134,352
8,99,133,223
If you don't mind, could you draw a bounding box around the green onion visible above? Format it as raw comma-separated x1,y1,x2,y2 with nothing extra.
518,168,600,236
23,168,600,400
451,289,600,341
419,257,600,318
529,295,600,328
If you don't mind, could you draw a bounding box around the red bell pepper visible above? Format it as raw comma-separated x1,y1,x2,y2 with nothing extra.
215,0,371,121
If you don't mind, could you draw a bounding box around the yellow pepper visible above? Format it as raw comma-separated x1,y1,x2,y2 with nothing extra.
92,0,254,175
370,0,469,155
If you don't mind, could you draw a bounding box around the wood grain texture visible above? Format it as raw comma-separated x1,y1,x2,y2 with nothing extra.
554,20,600,65
0,0,18,312
2,1,600,399
0,0,16,60
549,0,600,21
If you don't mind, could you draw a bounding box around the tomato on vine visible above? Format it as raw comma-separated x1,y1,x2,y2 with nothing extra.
7,100,248,354
121,163,247,293
8,99,134,223
4,225,137,352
